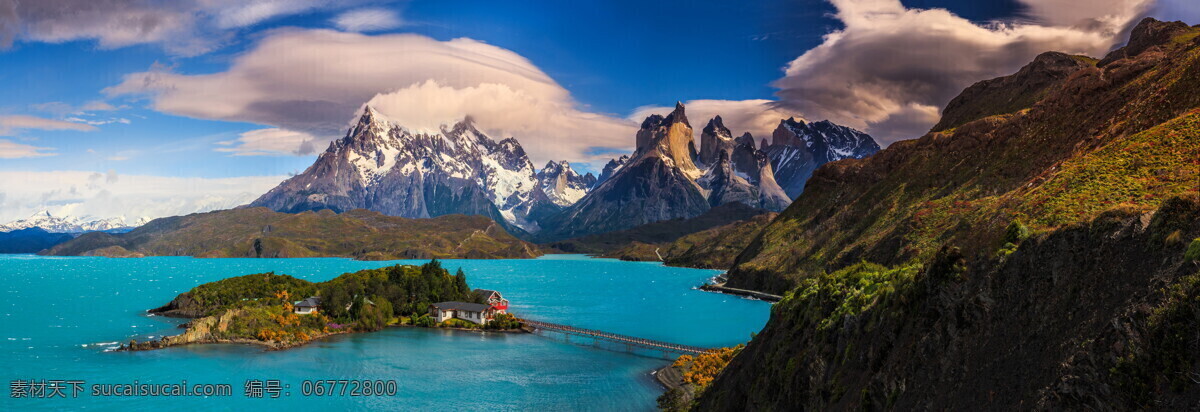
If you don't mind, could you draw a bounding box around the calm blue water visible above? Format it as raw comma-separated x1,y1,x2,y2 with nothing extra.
0,254,770,410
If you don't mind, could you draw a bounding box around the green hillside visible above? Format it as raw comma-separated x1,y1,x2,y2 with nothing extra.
698,19,1200,411
726,20,1200,294
602,212,778,269
45,207,542,260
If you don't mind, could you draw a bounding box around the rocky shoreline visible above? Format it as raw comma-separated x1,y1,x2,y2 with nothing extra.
120,314,530,352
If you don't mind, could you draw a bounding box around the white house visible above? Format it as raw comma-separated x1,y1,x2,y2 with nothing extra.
429,301,496,325
293,297,321,315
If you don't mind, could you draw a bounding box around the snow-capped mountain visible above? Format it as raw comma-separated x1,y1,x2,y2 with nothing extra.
539,102,878,240
542,102,711,240
536,161,596,207
249,104,876,241
250,106,590,233
593,155,629,188
0,211,149,233
765,118,881,197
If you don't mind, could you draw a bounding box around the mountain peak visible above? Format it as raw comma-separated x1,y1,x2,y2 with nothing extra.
735,132,756,149
536,160,591,207
666,101,690,128
1099,17,1193,67
357,105,390,126
705,115,727,132
700,116,735,166
933,50,1092,132
542,160,568,172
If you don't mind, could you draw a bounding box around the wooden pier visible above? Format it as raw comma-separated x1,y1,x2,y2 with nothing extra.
519,318,712,355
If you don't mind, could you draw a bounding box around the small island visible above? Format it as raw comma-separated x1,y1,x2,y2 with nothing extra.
123,260,523,351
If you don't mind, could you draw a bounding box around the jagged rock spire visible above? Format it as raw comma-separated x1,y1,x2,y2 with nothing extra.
699,115,734,167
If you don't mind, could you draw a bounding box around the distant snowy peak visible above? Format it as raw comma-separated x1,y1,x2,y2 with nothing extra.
537,161,596,207
594,155,630,188
771,117,880,161
766,117,881,198
0,211,147,233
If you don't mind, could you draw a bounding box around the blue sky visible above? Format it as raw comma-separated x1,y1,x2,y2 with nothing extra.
0,0,1193,222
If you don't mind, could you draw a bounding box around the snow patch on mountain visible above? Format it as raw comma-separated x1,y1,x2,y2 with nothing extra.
250,106,592,232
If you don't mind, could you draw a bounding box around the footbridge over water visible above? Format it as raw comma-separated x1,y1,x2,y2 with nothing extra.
518,318,713,356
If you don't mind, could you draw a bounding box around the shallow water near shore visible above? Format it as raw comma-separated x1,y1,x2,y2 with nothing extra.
0,254,770,410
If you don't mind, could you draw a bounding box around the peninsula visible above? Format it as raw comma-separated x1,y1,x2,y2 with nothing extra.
123,260,522,351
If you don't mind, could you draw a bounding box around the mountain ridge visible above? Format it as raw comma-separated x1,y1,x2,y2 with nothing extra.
538,103,879,240
0,210,149,233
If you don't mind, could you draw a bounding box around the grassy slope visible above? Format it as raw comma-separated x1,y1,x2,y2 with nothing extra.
701,198,1200,410
602,212,779,269
46,207,542,259
546,202,768,254
727,27,1200,294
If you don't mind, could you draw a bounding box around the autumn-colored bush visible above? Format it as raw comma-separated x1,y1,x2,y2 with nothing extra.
675,346,744,392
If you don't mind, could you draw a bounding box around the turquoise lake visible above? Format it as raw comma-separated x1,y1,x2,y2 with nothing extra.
0,254,771,410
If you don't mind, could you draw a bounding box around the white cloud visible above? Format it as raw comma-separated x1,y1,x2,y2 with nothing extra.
0,0,379,55
1016,0,1152,30
0,170,286,223
332,8,403,32
64,117,131,126
0,115,97,135
201,0,334,29
107,29,638,164
32,100,122,116
0,139,56,158
367,80,636,163
217,127,319,156
629,99,808,145
771,0,1152,145
80,101,119,112
0,0,215,55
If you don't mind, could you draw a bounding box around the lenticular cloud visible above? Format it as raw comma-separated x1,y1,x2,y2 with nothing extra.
770,0,1152,145
106,29,636,164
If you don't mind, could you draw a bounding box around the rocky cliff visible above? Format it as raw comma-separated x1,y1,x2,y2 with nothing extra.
699,17,1200,411
701,197,1200,410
